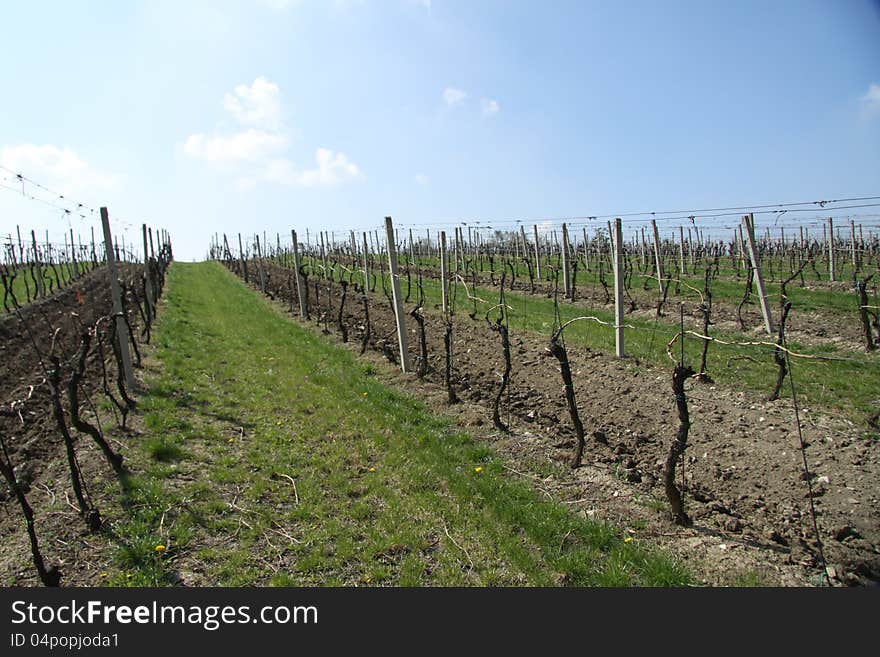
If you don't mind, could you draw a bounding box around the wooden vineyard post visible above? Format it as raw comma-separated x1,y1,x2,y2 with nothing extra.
237,233,248,283
828,217,835,282
581,227,589,270
100,208,137,391
254,235,267,294
384,216,412,373
16,224,24,263
730,228,738,275
612,217,625,358
141,224,155,315
319,231,328,279
89,226,97,266
291,230,308,318
606,219,614,261
851,219,858,274
688,228,695,271
440,230,449,316
651,219,665,294
742,213,775,335
561,222,572,300
679,225,686,275
461,226,468,271
822,223,828,265
70,228,79,277
362,232,370,291
533,224,541,280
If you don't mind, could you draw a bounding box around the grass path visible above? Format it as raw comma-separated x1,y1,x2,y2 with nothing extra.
109,261,690,586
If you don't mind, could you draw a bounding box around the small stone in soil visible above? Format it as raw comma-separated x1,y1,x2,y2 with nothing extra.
724,518,743,533
692,489,713,503
625,469,642,483
808,484,826,497
833,525,862,542
710,501,732,514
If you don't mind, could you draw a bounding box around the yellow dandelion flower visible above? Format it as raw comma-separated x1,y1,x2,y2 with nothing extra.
369,467,376,473
155,544,166,553
624,536,633,543
99,572,109,578
475,466,483,473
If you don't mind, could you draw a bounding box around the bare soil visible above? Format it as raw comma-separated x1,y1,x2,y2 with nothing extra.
4,261,875,588
0,265,147,586
262,261,880,587
407,261,877,352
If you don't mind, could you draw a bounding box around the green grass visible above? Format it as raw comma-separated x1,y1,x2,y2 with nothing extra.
404,253,874,312
298,255,878,419
144,436,186,463
2,261,96,310
447,278,879,418
106,261,690,587
731,570,766,587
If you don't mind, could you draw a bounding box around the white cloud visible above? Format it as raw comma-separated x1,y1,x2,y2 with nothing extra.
414,173,429,186
264,148,363,187
182,77,362,189
0,144,121,195
860,82,880,118
481,97,500,117
300,148,362,186
223,76,282,130
443,87,467,107
184,129,288,165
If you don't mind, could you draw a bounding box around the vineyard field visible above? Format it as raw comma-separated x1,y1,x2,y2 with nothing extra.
1,262,689,586
2,220,879,587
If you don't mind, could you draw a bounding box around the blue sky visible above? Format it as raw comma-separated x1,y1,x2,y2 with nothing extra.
1,0,878,261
